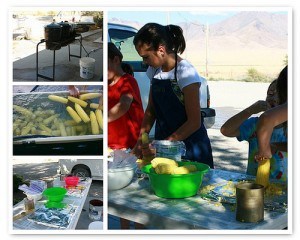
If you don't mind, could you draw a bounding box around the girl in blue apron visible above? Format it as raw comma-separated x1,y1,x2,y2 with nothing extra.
133,23,213,168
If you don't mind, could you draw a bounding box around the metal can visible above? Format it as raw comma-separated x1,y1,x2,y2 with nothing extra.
89,199,103,221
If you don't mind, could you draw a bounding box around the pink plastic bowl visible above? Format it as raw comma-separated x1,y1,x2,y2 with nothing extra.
64,176,79,187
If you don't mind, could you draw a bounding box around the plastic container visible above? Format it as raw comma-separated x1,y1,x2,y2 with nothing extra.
80,57,95,79
64,176,79,187
108,164,136,191
43,187,67,202
152,140,186,161
26,192,43,204
89,199,103,221
141,161,209,198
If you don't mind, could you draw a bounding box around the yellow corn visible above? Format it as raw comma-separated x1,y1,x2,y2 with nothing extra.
142,133,149,144
151,157,178,168
13,105,33,116
75,125,84,132
66,106,82,123
64,120,78,126
48,95,68,104
155,163,177,174
51,130,61,136
79,92,101,100
67,96,88,108
75,103,90,123
90,111,100,135
172,165,198,175
21,123,33,135
71,127,77,136
95,109,103,129
256,158,271,188
90,103,100,109
31,127,37,135
38,123,52,135
59,122,67,137
43,114,58,125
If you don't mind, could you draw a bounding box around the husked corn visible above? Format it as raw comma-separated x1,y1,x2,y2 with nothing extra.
43,114,58,125
79,93,101,100
90,103,100,109
66,106,82,123
67,96,88,108
48,95,68,104
256,158,271,188
151,157,178,168
13,105,33,116
155,163,177,174
90,111,100,135
95,109,103,129
59,122,67,137
75,103,90,123
172,165,198,174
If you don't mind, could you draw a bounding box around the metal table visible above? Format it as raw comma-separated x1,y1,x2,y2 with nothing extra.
108,169,288,230
13,178,92,230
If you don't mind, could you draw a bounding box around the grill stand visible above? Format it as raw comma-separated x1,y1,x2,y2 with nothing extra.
36,35,83,81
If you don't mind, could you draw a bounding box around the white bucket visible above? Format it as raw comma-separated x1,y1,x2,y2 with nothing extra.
80,57,95,79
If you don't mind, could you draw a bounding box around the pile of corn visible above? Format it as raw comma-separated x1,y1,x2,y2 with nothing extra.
13,93,103,137
151,157,198,175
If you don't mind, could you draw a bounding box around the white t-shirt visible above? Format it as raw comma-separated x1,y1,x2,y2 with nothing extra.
146,59,204,90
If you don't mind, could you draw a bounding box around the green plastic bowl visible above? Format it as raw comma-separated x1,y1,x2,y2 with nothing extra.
141,161,210,198
43,187,67,202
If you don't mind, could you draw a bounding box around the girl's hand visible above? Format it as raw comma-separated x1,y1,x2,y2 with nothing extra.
131,139,143,159
141,143,156,160
254,149,272,163
68,86,80,97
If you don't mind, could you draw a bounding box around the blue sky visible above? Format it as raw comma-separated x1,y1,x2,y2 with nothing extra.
108,10,287,25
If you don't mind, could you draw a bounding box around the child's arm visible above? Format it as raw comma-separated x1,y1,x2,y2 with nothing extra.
256,103,287,160
108,93,133,122
221,100,269,137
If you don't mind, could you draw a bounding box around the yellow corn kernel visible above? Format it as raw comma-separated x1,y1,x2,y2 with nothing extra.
59,122,67,137
90,103,100,109
66,106,82,123
142,133,149,144
79,92,101,100
95,109,103,129
151,157,178,168
75,103,90,123
67,96,88,108
48,95,68,104
256,158,271,188
90,111,100,135
155,163,177,174
172,165,198,175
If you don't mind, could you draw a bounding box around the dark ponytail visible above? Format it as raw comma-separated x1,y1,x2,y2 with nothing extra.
133,23,186,54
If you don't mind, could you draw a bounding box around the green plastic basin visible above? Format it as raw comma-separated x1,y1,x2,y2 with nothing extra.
43,187,67,202
141,161,210,198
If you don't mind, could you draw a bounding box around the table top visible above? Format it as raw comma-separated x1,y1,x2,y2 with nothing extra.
13,178,92,230
108,169,287,230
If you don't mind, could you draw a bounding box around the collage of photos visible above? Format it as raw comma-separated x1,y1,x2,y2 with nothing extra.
11,8,290,233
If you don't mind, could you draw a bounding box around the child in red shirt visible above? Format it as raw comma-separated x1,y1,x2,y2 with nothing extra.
108,43,144,150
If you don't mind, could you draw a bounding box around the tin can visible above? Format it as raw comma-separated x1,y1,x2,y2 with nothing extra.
89,199,103,221
236,182,264,223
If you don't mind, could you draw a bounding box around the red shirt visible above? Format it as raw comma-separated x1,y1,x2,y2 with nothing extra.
108,74,144,149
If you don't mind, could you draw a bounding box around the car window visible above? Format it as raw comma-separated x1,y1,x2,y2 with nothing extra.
108,28,147,72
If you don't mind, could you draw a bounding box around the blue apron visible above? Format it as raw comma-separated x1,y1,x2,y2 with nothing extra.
151,69,214,168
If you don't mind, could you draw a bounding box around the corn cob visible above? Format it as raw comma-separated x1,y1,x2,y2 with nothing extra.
90,111,100,135
43,114,58,125
48,95,68,104
90,103,100,109
67,96,88,108
142,133,149,144
13,105,33,116
172,165,198,175
155,163,177,174
79,92,101,100
59,122,67,137
256,158,271,188
66,106,82,123
75,103,90,123
151,157,178,168
95,109,103,129
51,130,61,136
64,120,78,126
21,123,33,135
38,123,52,135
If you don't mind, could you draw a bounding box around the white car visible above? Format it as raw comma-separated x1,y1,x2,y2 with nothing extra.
59,159,103,180
108,23,216,137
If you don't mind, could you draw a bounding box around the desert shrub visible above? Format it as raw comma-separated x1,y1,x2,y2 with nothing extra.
244,68,271,82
